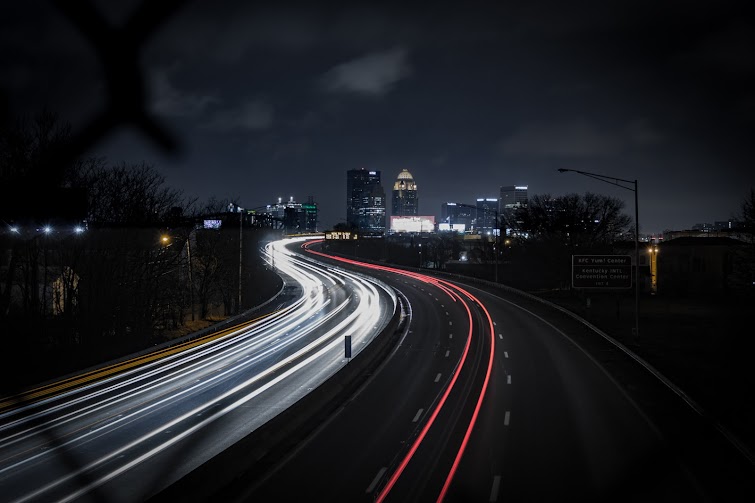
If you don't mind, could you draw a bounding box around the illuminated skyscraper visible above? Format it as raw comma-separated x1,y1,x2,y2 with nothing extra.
441,202,473,228
391,169,418,217
261,195,318,232
499,185,528,212
476,198,498,234
346,169,386,233
499,185,528,231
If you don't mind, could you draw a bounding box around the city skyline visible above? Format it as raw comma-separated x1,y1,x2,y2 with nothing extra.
2,1,753,234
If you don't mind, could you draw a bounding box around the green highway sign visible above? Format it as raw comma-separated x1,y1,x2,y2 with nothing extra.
572,255,632,289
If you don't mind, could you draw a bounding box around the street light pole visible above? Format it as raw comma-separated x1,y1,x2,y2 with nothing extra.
557,168,640,339
186,230,194,321
238,206,243,314
494,209,500,283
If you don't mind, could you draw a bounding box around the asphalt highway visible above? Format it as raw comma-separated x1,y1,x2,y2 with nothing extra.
0,237,395,503
243,242,707,502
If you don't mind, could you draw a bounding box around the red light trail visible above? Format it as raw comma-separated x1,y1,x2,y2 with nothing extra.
302,240,496,502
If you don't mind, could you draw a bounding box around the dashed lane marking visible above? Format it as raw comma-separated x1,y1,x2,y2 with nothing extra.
489,475,501,502
366,467,387,493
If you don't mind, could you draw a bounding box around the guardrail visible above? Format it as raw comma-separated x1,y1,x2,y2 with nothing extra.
323,251,755,467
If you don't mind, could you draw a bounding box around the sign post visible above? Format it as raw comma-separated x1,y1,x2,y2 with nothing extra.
344,335,352,361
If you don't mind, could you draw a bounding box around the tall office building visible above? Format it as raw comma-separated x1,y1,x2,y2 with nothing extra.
441,202,473,229
346,169,386,233
391,169,418,217
302,196,318,232
499,185,528,231
476,198,499,234
499,185,528,212
261,196,318,232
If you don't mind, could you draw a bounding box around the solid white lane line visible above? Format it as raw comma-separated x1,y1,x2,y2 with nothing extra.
489,475,501,502
413,409,424,422
504,351,509,358
504,411,510,426
366,467,387,493
445,350,450,357
507,375,511,385
435,373,441,383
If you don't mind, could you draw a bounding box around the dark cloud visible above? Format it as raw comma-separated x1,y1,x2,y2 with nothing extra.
2,1,754,233
320,47,411,96
150,66,219,118
499,119,664,158
202,99,274,132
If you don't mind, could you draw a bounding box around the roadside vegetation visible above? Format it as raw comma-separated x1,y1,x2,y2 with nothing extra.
0,112,281,392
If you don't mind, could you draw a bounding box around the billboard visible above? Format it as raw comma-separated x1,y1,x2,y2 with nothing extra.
390,216,435,233
325,230,358,240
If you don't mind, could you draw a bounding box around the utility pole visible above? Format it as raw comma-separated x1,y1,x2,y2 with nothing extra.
238,206,243,314
187,230,194,321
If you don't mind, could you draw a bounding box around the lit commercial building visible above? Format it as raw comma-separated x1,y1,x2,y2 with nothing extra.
476,198,499,234
499,185,528,211
440,202,473,229
392,169,418,217
302,196,318,232
346,169,386,234
261,196,318,233
499,185,528,233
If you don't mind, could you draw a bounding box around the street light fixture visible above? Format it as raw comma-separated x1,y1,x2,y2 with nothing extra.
557,168,640,339
648,245,659,295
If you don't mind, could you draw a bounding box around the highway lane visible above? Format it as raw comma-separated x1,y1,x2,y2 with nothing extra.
240,244,708,502
446,282,701,502
244,244,496,502
0,237,396,503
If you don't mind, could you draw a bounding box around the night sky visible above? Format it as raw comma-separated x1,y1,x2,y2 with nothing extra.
2,1,754,234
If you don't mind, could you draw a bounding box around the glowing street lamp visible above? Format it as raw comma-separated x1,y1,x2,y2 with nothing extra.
648,245,659,294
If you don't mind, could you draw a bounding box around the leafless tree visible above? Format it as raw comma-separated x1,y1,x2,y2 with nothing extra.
511,192,632,289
